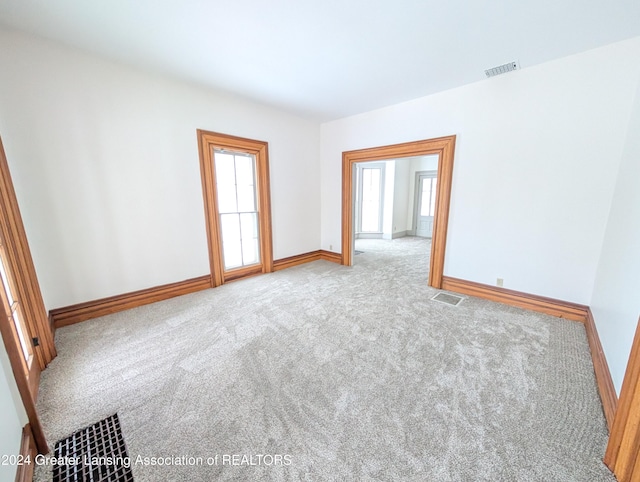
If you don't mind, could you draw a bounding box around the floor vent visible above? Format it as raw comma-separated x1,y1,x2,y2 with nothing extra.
354,250,364,255
431,292,464,306
53,413,133,482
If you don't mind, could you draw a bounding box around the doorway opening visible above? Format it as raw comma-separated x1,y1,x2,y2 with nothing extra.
341,136,456,288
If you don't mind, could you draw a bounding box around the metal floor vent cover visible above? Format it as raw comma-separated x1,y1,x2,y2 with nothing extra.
431,292,464,306
53,413,133,482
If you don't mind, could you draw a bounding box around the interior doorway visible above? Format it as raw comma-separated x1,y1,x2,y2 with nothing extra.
341,136,456,288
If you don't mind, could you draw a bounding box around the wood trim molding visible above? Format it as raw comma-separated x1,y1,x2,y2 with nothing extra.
197,130,273,287
584,309,617,431
441,276,619,436
273,250,342,272
50,250,343,328
605,317,640,481
0,138,56,369
49,276,211,328
273,251,323,271
319,250,342,264
0,305,48,454
15,424,37,482
223,265,263,283
441,276,589,322
341,136,456,289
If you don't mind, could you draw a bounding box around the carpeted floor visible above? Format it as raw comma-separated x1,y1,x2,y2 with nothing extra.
35,237,614,481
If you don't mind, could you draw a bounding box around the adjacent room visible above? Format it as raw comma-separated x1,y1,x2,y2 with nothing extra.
0,1,639,481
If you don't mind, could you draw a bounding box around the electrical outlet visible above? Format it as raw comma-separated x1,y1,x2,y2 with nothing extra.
329,244,333,251
496,278,504,287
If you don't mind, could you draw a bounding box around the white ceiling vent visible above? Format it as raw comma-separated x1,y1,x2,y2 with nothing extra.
485,61,519,78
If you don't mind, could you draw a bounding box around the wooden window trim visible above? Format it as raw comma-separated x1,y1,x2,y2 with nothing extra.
197,130,273,286
341,135,456,288
0,137,52,454
605,317,640,481
0,138,55,369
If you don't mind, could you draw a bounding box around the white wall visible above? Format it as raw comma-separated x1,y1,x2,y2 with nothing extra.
405,155,439,232
321,37,640,304
0,28,321,310
0,342,27,482
590,75,640,394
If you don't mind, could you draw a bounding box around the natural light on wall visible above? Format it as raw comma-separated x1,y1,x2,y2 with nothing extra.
214,150,260,270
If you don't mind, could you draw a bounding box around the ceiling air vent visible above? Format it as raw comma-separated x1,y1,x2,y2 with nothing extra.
485,61,519,78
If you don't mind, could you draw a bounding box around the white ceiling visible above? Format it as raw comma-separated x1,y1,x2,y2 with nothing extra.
1,0,640,121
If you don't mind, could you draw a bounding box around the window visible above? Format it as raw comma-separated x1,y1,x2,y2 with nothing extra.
0,240,33,369
198,130,273,286
355,164,385,235
0,135,54,454
360,167,383,232
420,176,437,217
214,150,260,270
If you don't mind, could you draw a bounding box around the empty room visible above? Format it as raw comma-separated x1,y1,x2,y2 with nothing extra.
1,1,640,481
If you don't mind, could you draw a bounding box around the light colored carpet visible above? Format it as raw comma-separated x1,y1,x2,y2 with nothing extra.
35,237,614,481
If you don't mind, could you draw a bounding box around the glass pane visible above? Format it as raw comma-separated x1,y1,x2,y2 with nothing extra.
420,178,430,216
361,168,381,232
214,152,237,213
430,178,438,216
235,155,256,212
0,257,14,306
215,150,261,271
220,214,242,270
13,310,31,363
240,213,260,266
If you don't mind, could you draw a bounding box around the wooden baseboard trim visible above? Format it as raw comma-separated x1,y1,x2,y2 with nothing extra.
51,251,343,329
440,276,589,322
48,312,55,338
273,251,323,271
15,424,36,482
319,250,342,264
585,308,618,431
273,250,342,271
50,275,212,328
441,276,617,431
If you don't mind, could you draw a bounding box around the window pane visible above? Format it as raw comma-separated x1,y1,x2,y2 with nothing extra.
420,178,430,216
240,213,260,266
13,310,31,363
220,214,242,270
361,168,381,232
0,257,14,306
214,152,237,213
235,155,256,212
430,178,438,216
215,150,261,271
